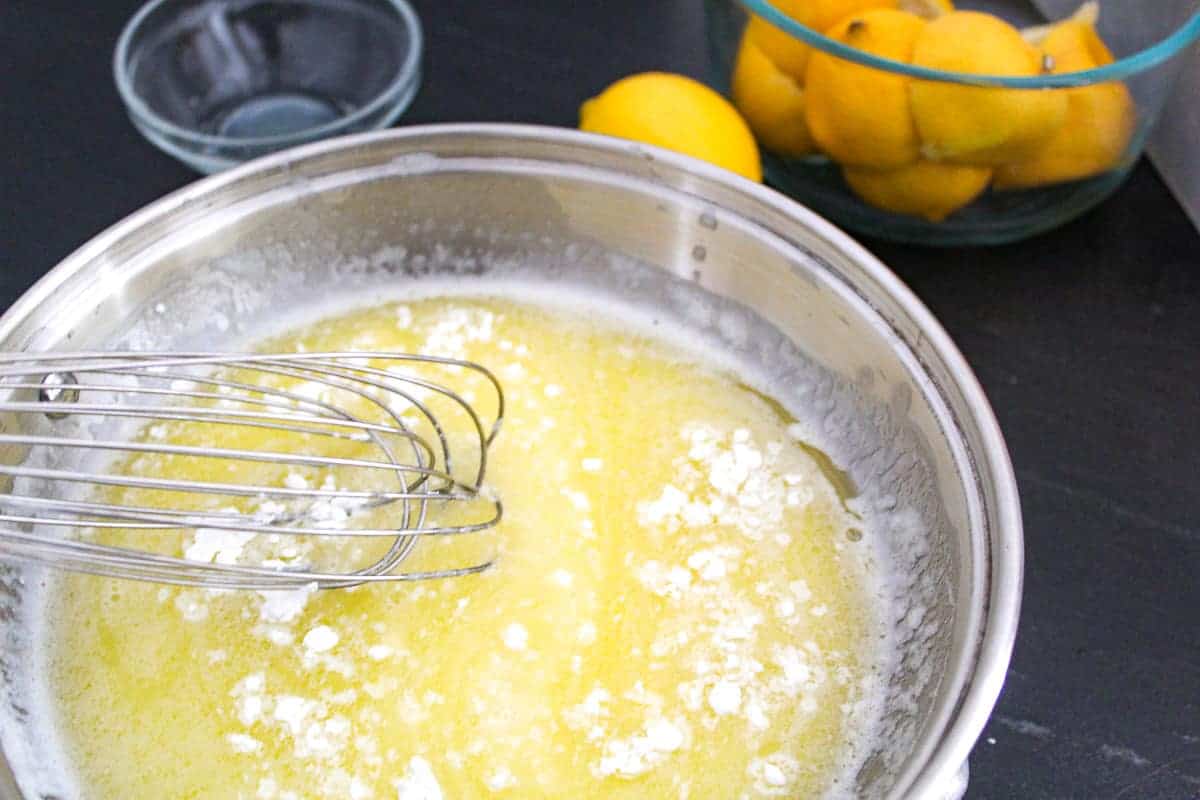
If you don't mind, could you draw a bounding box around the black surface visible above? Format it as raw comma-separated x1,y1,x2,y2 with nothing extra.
2,1,1199,797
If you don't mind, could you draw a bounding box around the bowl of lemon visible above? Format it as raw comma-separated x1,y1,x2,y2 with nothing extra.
694,0,1200,244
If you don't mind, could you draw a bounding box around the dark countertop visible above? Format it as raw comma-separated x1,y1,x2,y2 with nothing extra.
2,1,1198,797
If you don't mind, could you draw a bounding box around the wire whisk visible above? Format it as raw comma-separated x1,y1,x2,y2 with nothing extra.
0,352,504,590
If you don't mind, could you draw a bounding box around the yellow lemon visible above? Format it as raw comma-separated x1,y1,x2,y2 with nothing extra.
909,11,1068,166
745,15,815,82
843,159,992,221
579,72,762,181
731,31,815,158
805,9,927,168
799,0,913,35
898,0,954,17
745,0,897,81
995,3,1135,189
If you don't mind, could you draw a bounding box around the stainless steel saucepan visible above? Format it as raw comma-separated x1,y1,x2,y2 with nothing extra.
0,124,1021,799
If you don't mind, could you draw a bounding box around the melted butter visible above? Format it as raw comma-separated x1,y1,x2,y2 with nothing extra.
47,298,879,799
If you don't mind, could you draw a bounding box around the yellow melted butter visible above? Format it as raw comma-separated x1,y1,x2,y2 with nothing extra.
47,298,878,799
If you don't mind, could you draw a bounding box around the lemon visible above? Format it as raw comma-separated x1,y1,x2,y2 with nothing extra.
805,9,927,168
731,31,815,158
995,3,1135,189
898,0,954,17
909,11,1068,166
745,15,815,82
843,159,992,221
745,0,896,81
579,72,762,181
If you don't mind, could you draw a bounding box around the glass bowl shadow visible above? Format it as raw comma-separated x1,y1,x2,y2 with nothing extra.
115,0,423,173
705,0,1200,245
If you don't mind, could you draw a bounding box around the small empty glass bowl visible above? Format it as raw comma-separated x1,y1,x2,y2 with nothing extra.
705,0,1200,245
115,0,422,173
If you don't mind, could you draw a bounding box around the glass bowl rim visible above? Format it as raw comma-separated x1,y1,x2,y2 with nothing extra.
740,0,1200,87
112,0,424,149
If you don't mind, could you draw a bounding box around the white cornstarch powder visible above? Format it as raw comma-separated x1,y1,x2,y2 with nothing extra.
303,626,340,653
393,757,443,800
501,623,529,652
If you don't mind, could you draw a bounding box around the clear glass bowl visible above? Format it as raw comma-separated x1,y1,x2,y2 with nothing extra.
114,0,423,173
705,0,1200,245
